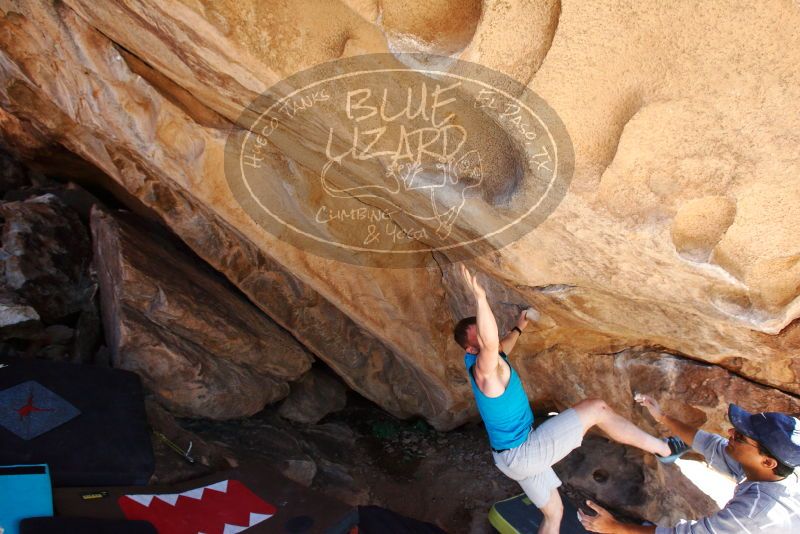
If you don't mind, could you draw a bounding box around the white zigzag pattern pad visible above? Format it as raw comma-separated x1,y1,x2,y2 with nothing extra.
126,479,231,507
221,512,273,534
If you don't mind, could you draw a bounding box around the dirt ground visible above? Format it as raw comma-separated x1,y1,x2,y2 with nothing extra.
185,393,523,533
181,392,719,533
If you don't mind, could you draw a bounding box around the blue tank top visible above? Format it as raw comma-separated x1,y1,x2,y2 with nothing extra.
465,352,534,450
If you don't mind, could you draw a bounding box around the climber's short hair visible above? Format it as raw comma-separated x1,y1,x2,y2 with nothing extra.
453,316,477,350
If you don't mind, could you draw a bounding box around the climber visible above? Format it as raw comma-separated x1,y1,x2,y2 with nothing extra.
454,265,689,534
578,395,800,533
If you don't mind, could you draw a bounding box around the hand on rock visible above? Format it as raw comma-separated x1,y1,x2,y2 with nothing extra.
516,310,529,331
634,393,664,423
460,264,486,300
578,500,622,533
524,307,540,322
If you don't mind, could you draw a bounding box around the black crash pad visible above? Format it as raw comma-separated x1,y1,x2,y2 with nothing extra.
20,517,157,534
357,505,445,533
0,357,154,486
53,462,357,534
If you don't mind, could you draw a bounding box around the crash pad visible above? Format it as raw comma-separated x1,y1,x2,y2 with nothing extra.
489,492,588,534
19,517,156,534
52,462,357,534
357,505,445,533
0,358,154,486
0,464,53,534
118,479,277,534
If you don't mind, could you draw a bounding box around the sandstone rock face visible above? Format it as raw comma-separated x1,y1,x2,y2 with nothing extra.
91,208,313,419
0,0,797,440
517,349,800,439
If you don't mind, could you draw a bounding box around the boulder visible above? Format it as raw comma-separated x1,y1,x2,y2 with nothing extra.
145,399,235,485
0,181,103,361
0,0,800,524
0,0,797,438
279,366,348,424
91,207,312,419
70,298,101,363
0,288,39,338
0,194,92,324
186,416,319,487
555,435,717,527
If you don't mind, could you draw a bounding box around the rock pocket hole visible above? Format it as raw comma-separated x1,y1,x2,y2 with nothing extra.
592,469,609,484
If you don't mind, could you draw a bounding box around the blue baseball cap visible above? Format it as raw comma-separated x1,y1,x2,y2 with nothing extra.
729,404,800,468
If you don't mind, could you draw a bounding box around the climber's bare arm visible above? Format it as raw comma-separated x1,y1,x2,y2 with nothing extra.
460,265,500,375
499,310,531,355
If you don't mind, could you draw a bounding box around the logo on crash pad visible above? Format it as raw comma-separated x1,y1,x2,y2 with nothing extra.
0,380,80,440
225,54,574,267
119,479,276,534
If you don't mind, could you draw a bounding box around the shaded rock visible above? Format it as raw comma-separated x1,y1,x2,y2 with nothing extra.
282,457,318,488
145,399,234,485
210,418,319,487
27,324,75,360
279,366,348,424
4,181,106,221
0,288,40,338
314,457,370,506
0,149,30,194
0,281,97,362
93,345,111,367
183,412,372,495
40,324,73,343
301,422,357,451
91,207,312,419
555,435,717,527
0,177,103,361
0,341,21,358
0,194,92,323
70,296,101,363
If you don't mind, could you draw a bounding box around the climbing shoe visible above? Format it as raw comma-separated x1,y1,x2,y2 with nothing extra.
657,436,690,464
